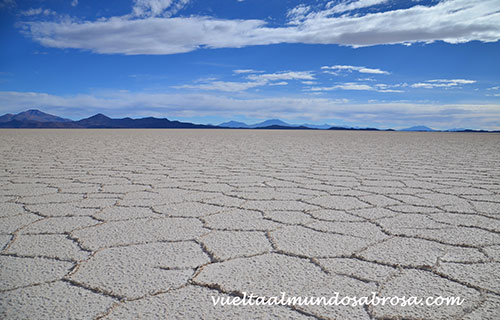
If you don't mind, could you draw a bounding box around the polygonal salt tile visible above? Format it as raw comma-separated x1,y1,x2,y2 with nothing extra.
271,225,373,257
263,210,312,224
461,294,500,320
153,202,222,217
0,255,73,290
0,214,40,234
200,195,246,208
201,230,272,260
194,253,374,319
71,217,206,250
429,213,500,232
18,193,84,205
93,206,159,221
70,241,209,299
409,227,500,247
377,213,451,234
359,194,403,207
386,205,443,214
101,184,151,193
318,258,397,283
20,216,99,234
308,221,388,241
483,245,500,261
371,269,480,320
26,203,99,217
306,195,370,210
0,185,58,197
105,285,315,320
437,262,500,294
0,281,116,320
471,201,500,215
358,237,486,267
5,234,89,261
154,188,215,205
203,209,281,231
241,200,319,212
308,209,364,222
347,207,397,220
76,198,117,209
0,203,26,217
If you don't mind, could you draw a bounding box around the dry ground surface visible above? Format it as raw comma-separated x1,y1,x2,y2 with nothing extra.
0,129,499,319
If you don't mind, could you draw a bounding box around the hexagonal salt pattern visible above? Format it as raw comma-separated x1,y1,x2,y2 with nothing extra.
1,129,499,319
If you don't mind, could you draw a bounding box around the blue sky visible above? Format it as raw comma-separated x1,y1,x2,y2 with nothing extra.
1,0,499,129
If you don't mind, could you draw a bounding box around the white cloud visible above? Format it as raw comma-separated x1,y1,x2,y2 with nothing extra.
326,0,389,14
411,79,476,88
71,0,78,7
309,83,374,91
1,90,499,129
22,0,500,55
132,0,189,17
21,8,56,16
248,71,315,81
174,80,266,92
287,4,311,25
322,65,390,75
175,70,312,92
310,81,405,92
233,69,263,74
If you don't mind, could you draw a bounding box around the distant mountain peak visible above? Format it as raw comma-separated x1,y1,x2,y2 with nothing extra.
0,109,71,123
400,125,436,132
88,113,111,120
219,120,249,128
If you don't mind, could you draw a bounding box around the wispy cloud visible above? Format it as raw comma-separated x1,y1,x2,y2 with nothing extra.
174,80,265,92
22,0,500,55
411,79,476,89
325,0,389,14
269,81,288,86
309,82,403,92
176,70,313,92
233,69,263,74
20,8,56,16
321,65,390,75
247,71,315,81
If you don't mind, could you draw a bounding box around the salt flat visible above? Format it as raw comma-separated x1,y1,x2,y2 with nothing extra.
0,129,499,319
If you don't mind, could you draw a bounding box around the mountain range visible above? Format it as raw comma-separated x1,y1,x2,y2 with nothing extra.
0,109,495,132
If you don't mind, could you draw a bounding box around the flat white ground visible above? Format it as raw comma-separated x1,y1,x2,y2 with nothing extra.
1,129,499,319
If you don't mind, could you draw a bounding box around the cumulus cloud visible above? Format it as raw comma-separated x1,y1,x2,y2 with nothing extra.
322,65,390,75
411,79,476,88
22,0,500,55
1,90,499,129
